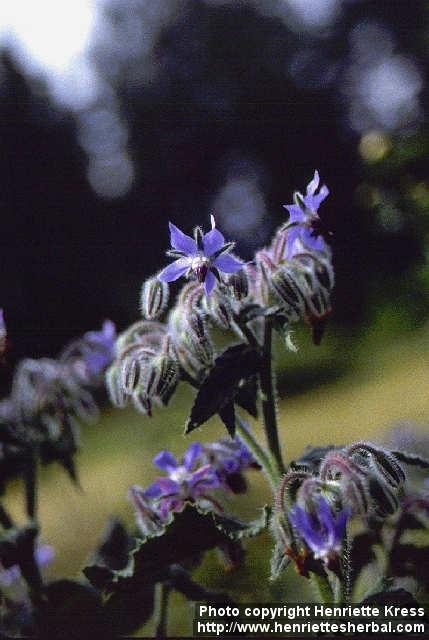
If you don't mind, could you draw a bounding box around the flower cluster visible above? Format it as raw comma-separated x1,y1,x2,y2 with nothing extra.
0,321,116,485
129,435,257,536
272,441,405,575
107,171,334,416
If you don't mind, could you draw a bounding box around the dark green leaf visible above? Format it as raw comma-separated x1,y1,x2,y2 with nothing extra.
36,579,108,638
235,375,258,418
93,518,132,571
213,505,271,540
218,403,236,437
185,344,261,434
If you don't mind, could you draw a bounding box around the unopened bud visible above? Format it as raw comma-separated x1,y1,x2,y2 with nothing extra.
141,276,169,320
269,266,306,320
105,366,127,408
203,291,233,329
228,270,249,301
346,442,405,489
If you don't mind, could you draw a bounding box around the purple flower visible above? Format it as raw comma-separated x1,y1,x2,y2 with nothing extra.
81,320,117,376
143,443,221,517
201,435,258,493
158,216,243,295
282,171,330,258
0,544,54,588
289,497,349,562
285,225,328,259
283,170,329,225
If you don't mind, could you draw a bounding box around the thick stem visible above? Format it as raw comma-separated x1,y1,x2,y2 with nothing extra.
259,320,285,476
155,582,171,639
235,415,279,491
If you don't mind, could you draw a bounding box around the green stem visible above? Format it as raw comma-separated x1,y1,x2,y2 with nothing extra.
235,415,279,492
155,582,171,639
259,320,285,476
340,529,352,604
310,572,334,604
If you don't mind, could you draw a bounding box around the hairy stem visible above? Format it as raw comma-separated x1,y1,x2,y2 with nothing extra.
310,572,334,604
155,582,171,639
235,415,279,491
259,320,285,476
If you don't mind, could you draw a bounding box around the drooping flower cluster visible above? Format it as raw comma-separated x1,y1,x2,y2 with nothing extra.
129,435,258,536
272,441,405,575
107,171,334,417
0,321,116,486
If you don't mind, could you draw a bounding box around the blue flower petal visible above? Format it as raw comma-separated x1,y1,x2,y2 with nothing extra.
158,257,190,282
183,442,202,471
144,482,163,498
213,253,243,274
205,270,216,295
284,204,305,224
306,170,320,196
169,222,198,256
202,228,225,257
156,477,180,495
153,450,178,472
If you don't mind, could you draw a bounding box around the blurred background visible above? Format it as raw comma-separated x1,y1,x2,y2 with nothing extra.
0,0,429,635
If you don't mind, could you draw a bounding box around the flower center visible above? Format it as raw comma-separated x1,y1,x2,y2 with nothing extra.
191,255,210,283
170,465,192,484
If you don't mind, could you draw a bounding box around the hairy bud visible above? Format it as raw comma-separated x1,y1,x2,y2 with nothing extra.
203,290,233,329
228,270,249,301
140,276,169,320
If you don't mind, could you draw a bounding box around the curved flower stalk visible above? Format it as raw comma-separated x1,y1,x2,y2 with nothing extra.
271,441,406,598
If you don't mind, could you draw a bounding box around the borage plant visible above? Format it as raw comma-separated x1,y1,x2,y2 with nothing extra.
1,171,429,637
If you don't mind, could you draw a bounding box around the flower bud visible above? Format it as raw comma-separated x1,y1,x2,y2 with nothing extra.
186,312,214,368
105,366,127,408
203,290,233,329
228,270,249,301
140,276,169,320
346,442,406,489
269,265,307,321
128,485,165,536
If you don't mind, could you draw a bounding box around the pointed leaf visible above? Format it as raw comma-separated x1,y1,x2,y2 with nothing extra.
185,344,262,434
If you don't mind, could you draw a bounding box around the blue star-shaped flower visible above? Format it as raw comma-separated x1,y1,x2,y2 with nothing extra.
158,216,243,295
283,170,329,225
